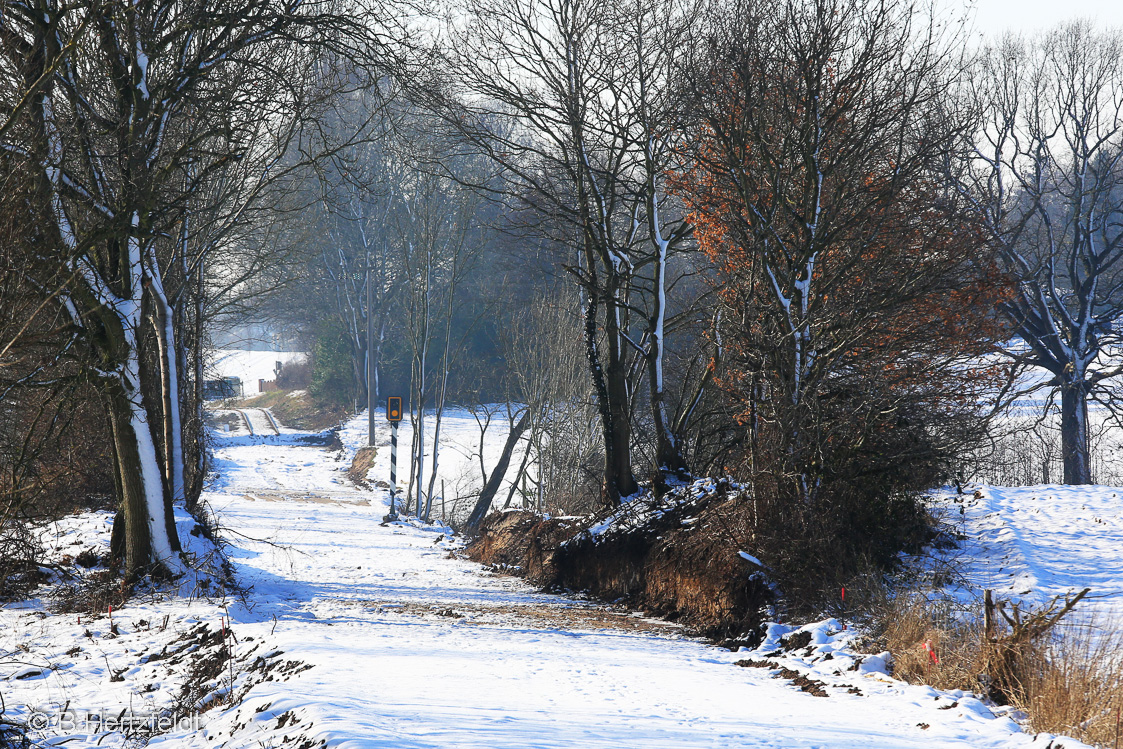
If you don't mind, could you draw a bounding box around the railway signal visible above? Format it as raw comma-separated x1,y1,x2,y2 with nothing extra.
386,396,402,520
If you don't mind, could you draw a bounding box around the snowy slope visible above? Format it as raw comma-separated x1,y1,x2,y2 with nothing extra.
0,411,1093,748
927,484,1123,625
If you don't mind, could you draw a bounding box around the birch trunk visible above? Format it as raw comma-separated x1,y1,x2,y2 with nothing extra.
149,270,186,505
645,229,688,491
105,326,183,579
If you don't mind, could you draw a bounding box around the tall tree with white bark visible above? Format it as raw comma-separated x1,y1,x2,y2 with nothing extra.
422,0,703,504
0,0,392,579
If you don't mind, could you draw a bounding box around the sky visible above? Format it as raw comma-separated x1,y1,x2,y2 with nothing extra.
966,0,1123,38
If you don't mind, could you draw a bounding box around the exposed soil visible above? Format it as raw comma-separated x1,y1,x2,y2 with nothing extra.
466,481,774,645
353,599,683,635
775,667,830,697
347,446,378,489
734,658,829,697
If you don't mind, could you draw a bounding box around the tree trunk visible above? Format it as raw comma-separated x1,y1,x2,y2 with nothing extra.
466,410,531,531
426,279,457,516
643,151,690,494
150,275,186,506
602,288,639,502
647,286,689,494
1060,379,1091,484
584,285,637,506
187,264,206,510
107,391,151,581
107,404,128,565
502,421,535,510
105,365,182,580
374,314,386,405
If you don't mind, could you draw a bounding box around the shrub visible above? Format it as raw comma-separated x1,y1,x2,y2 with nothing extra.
1020,617,1123,747
309,318,357,407
870,587,1123,748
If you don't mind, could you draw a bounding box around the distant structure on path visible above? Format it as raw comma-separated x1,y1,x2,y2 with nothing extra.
209,349,307,396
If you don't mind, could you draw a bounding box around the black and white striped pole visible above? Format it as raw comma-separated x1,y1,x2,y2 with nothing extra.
386,396,402,520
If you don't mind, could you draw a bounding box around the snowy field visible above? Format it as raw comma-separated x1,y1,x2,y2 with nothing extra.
345,404,533,521
0,408,1109,748
927,484,1123,627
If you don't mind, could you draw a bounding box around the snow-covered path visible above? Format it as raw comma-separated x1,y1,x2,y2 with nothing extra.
0,411,1086,749
160,413,1068,749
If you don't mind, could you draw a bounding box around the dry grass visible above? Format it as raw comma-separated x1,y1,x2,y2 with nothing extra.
1018,618,1123,747
872,591,1123,748
874,590,987,691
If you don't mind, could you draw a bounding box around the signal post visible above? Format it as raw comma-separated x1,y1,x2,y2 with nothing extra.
386,397,402,520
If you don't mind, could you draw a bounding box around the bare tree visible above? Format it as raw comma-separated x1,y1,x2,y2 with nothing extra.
392,137,491,516
507,287,602,514
312,132,403,407
675,0,1002,540
422,0,708,503
954,23,1123,484
0,0,392,579
465,408,531,529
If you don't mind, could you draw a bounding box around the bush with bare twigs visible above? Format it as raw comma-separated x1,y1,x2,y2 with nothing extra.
0,523,46,602
0,713,30,749
869,586,1123,748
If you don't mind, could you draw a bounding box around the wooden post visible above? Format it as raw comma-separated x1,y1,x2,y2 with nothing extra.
984,589,994,642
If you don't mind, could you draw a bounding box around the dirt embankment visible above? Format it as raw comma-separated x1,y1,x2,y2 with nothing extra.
348,446,378,488
466,480,774,645
238,390,350,432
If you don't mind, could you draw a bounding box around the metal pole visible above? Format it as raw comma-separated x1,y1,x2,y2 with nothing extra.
366,269,375,447
388,420,398,518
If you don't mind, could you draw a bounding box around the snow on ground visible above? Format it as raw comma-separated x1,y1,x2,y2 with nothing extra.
209,350,307,396
336,405,525,518
926,484,1123,626
0,409,1096,748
